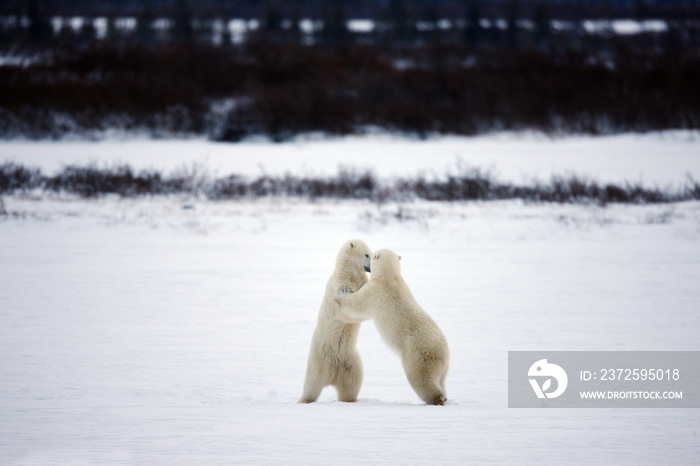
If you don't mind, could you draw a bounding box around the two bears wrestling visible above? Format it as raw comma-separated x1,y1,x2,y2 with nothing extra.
299,239,449,406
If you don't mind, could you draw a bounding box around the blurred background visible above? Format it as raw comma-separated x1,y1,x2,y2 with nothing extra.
1,0,699,141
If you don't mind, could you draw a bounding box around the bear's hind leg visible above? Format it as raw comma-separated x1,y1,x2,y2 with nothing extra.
408,376,447,406
334,357,363,402
439,369,448,397
299,370,325,403
405,363,447,406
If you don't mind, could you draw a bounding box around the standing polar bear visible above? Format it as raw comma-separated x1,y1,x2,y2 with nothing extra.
335,249,449,405
299,239,372,403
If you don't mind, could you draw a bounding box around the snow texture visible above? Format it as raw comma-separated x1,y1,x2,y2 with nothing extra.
3,131,700,186
1,133,700,464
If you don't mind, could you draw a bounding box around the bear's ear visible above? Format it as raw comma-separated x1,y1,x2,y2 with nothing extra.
398,255,402,261
349,242,355,248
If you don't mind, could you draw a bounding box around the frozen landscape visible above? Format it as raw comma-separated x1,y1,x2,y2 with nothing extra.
1,132,700,464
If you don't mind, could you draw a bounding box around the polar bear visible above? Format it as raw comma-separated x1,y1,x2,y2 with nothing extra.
335,249,449,405
299,239,372,403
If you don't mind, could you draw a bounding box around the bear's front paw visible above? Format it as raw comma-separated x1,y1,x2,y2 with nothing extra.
334,287,351,304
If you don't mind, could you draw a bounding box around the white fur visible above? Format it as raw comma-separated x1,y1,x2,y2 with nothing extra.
335,249,449,405
299,239,372,403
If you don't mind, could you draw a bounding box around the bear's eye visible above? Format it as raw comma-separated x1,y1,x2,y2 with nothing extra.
365,254,369,258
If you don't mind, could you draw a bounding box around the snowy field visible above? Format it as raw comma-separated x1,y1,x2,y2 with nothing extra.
3,131,700,185
1,133,700,465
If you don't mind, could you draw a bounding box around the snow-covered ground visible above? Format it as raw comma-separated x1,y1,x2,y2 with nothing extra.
1,133,700,464
3,131,700,186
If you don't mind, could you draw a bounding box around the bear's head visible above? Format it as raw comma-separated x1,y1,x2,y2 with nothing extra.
339,239,372,273
369,249,401,278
